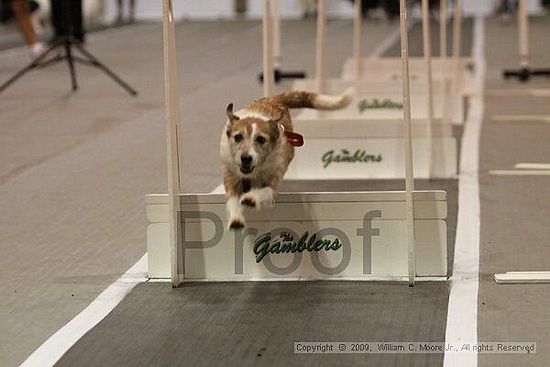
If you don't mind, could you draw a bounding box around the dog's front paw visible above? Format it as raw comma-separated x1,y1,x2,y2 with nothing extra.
229,217,245,230
240,193,258,209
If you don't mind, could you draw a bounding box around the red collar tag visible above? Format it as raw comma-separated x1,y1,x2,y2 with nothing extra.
284,131,304,147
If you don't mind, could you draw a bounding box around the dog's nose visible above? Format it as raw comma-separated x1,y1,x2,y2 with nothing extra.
241,154,252,166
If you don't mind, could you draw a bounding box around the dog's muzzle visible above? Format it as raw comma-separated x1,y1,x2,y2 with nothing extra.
240,166,254,174
240,154,254,174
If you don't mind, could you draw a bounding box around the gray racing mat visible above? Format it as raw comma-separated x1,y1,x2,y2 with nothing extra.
56,281,450,367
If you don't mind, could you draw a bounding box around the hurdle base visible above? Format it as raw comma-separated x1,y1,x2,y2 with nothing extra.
258,68,307,83
503,67,550,82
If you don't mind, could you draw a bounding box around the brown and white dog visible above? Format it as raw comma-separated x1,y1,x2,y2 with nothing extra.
220,89,352,230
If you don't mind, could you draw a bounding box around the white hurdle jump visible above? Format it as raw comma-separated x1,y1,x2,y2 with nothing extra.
342,0,473,102
340,0,472,124
146,191,447,280
154,0,448,286
286,0,457,180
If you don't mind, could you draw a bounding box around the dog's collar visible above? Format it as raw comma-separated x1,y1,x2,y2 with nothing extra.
279,124,304,147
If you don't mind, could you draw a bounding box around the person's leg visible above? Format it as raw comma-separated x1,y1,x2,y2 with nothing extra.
50,0,64,40
129,0,135,22
11,0,45,56
71,0,84,43
11,0,38,45
116,0,123,22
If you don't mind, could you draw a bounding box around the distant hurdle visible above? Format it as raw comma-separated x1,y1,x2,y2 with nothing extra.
286,0,459,180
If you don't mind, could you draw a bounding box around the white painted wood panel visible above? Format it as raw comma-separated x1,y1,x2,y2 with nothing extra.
146,191,448,280
285,137,457,179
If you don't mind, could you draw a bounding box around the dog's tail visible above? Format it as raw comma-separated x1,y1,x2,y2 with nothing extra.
271,87,353,111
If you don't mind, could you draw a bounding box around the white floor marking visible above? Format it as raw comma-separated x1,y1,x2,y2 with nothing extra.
494,271,550,284
19,255,148,367
489,169,550,176
369,16,417,58
490,114,550,123
443,16,485,367
514,163,550,170
486,89,550,97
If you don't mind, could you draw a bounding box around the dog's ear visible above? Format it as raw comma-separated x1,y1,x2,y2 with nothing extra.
269,111,283,124
226,103,239,123
268,112,283,141
269,121,280,141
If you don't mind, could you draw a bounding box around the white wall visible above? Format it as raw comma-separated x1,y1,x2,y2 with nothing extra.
104,0,545,21
462,0,543,15
104,0,353,20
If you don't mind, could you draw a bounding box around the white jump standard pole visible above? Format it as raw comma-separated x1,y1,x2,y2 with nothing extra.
451,0,462,123
272,0,282,71
503,0,550,81
353,0,362,78
440,0,451,124
422,0,435,179
258,0,306,84
162,0,183,287
262,0,275,97
315,0,327,94
440,0,447,60
399,0,417,286
518,0,529,70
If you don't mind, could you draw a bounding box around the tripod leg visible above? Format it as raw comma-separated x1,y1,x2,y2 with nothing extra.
65,42,78,91
0,41,64,94
73,43,138,96
0,62,39,94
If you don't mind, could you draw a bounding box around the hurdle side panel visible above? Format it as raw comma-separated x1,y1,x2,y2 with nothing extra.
292,78,464,123
146,191,448,280
285,137,458,179
341,57,474,95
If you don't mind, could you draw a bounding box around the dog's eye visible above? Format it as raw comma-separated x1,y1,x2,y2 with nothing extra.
233,133,243,143
256,136,266,145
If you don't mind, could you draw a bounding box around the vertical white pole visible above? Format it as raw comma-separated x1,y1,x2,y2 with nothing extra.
518,0,529,68
422,0,434,178
316,0,327,94
440,0,451,124
272,0,282,70
451,0,462,121
440,0,447,59
263,0,274,97
162,0,182,287
452,0,462,72
353,0,362,78
399,0,416,286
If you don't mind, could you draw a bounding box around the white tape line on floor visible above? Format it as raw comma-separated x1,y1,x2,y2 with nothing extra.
490,114,550,123
19,255,148,367
370,15,416,58
443,16,485,367
489,169,550,176
514,163,550,170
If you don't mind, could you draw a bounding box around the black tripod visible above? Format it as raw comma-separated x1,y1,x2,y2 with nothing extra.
258,68,306,84
0,35,137,96
501,0,550,83
503,67,550,82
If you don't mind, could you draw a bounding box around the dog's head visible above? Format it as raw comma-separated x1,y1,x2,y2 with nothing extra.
223,103,281,177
